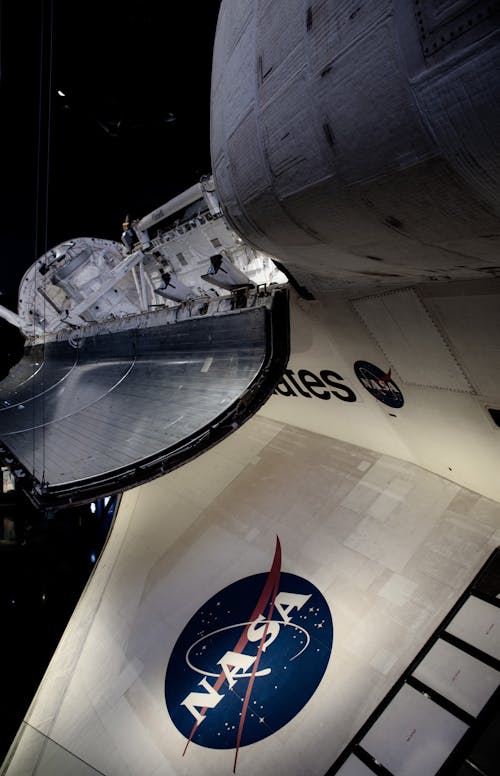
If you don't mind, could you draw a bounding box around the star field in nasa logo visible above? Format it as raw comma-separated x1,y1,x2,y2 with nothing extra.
354,360,404,408
165,538,333,771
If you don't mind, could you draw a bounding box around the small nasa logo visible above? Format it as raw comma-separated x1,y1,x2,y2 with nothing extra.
165,538,333,771
354,360,404,408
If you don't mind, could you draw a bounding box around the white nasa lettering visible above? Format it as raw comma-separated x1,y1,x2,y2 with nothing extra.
364,378,393,393
274,592,311,624
247,613,280,651
217,651,256,689
181,676,225,725
370,379,383,391
181,590,311,723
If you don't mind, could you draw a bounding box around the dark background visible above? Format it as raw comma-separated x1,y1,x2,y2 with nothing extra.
1,0,221,300
0,0,221,761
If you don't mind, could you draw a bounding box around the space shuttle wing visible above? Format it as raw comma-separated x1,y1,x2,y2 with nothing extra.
2,410,500,776
0,289,288,508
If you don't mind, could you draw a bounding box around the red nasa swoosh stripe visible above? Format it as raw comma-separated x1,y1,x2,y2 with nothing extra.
183,536,282,760
233,546,281,772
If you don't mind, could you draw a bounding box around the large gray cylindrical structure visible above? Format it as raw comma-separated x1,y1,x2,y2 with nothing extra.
211,0,500,292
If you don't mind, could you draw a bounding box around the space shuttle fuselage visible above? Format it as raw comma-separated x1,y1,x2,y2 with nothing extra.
211,0,500,503
211,0,500,291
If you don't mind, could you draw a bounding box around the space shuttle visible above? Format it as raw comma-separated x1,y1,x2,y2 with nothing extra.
1,2,500,775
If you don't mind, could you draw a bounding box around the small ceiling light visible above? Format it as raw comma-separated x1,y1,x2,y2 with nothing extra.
90,502,96,514
57,90,66,97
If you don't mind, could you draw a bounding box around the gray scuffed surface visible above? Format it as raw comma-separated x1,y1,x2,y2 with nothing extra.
212,0,500,291
0,307,267,487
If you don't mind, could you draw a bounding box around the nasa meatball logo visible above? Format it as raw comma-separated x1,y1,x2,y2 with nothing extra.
165,538,333,770
354,360,404,408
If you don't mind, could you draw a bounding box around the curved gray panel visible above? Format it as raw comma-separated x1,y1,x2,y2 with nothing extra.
0,292,289,506
211,0,500,292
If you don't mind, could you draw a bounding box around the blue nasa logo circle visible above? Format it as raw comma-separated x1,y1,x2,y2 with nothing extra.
165,572,333,750
354,360,404,408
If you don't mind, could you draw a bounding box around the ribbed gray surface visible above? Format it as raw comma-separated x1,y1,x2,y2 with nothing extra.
0,308,267,487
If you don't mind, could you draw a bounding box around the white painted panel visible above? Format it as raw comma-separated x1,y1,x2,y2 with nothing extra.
336,754,376,775
446,597,500,660
413,639,500,716
5,724,101,776
353,289,471,390
258,290,500,503
361,684,468,776
4,419,500,776
429,293,500,398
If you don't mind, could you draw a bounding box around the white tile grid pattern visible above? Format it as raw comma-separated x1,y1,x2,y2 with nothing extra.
6,416,500,776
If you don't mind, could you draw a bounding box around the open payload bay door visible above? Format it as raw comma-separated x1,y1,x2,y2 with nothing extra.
2,414,499,776
0,288,288,508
